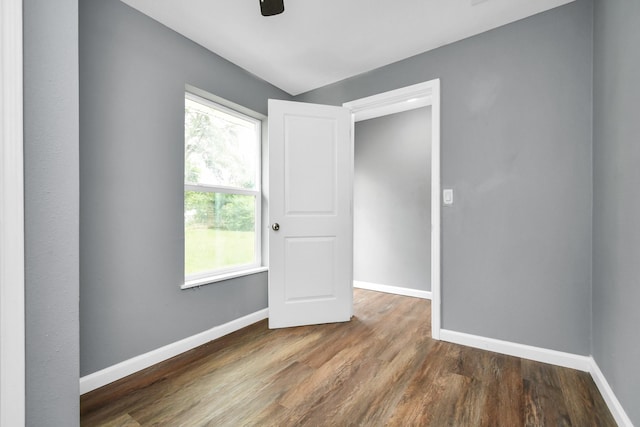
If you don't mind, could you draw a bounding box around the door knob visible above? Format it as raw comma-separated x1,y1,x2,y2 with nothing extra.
271,223,280,231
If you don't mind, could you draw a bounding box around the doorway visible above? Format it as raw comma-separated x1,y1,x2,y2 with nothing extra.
343,79,441,339
353,106,432,299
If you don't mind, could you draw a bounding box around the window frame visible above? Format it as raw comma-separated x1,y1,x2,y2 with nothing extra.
182,91,266,289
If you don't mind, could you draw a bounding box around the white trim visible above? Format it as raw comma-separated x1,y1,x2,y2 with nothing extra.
589,358,634,427
182,266,268,289
430,81,441,340
343,81,434,122
344,78,442,341
185,84,266,121
348,110,355,318
0,0,25,425
354,281,431,300
80,308,269,394
184,183,260,197
440,329,592,372
185,91,264,126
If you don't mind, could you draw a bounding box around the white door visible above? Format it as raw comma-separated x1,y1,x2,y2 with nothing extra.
268,99,353,328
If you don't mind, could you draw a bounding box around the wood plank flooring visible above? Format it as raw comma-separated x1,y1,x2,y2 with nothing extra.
81,289,616,426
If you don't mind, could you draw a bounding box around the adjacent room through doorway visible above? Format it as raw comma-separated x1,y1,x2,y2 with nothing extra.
353,107,433,299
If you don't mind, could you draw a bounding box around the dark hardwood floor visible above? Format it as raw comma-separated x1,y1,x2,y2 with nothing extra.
81,289,616,426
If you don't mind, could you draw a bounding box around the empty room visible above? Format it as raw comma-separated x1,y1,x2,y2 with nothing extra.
2,0,638,425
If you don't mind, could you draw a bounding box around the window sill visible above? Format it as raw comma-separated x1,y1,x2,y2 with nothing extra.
182,266,269,290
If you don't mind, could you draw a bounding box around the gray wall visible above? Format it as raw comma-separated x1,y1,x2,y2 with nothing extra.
23,0,80,425
592,0,640,424
354,108,431,291
297,0,593,355
24,0,639,422
79,0,291,376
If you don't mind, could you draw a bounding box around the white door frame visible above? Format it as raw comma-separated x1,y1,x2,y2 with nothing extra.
343,79,441,340
1,0,26,425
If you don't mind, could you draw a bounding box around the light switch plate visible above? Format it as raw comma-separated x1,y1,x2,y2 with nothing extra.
443,189,454,205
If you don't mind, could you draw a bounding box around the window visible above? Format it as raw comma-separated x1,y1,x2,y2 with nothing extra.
184,92,263,286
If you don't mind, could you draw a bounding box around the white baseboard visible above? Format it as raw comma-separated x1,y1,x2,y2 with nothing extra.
439,329,592,372
440,329,635,426
80,308,269,394
589,358,634,427
354,281,432,300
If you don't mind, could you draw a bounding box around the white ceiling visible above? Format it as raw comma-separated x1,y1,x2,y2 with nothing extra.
121,0,575,96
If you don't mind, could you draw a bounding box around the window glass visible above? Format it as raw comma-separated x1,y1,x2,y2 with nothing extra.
185,98,259,189
185,191,256,276
184,93,261,281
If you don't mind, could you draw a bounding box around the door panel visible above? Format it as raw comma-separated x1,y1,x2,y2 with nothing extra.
284,115,337,215
268,99,353,329
284,237,335,301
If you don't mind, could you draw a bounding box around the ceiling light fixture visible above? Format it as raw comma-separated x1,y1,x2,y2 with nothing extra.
260,0,284,16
